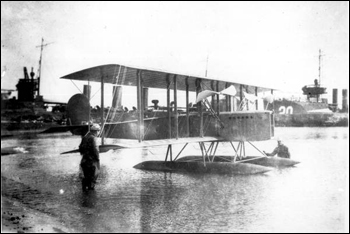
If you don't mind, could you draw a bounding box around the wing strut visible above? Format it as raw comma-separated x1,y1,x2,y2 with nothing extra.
137,70,143,142
174,75,178,139
196,79,204,137
167,75,172,139
100,67,105,145
185,77,190,137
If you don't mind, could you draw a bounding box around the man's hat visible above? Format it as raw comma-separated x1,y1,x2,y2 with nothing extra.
91,123,101,131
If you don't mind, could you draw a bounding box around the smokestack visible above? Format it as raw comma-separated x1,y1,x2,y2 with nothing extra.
142,87,149,110
83,85,91,100
332,89,338,106
30,67,35,98
342,89,348,112
30,67,35,82
23,67,29,80
112,86,122,109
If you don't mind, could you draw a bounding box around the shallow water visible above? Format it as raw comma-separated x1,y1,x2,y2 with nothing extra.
1,127,348,232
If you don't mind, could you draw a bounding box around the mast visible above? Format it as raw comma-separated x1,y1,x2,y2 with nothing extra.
37,38,44,96
318,49,322,85
317,49,324,102
205,54,209,77
36,38,53,96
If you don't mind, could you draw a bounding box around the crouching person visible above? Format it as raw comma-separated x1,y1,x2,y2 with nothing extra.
79,124,101,191
264,139,290,159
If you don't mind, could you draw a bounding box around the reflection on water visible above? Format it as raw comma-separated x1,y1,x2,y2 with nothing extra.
1,128,348,233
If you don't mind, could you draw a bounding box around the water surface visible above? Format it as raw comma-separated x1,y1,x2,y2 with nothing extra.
1,127,348,232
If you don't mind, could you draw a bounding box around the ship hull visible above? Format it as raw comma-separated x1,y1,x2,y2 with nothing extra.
268,99,348,127
274,112,348,127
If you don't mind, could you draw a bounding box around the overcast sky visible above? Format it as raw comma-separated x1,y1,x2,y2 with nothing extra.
1,1,349,107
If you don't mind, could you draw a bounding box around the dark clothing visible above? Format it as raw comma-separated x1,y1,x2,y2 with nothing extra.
266,144,290,159
79,133,100,190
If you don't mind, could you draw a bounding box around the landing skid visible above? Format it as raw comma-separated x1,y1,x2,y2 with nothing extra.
133,160,271,175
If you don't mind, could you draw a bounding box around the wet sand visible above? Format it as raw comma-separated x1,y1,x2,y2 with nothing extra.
2,197,73,233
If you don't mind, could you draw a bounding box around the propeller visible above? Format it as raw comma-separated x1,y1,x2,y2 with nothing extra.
243,91,259,103
196,85,237,103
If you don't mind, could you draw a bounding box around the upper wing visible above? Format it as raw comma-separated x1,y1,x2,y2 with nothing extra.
60,64,274,93
59,64,275,143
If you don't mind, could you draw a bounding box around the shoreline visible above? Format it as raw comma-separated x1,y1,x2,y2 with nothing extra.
1,196,74,233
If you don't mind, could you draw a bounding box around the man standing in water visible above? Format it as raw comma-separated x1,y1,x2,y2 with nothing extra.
79,124,101,191
264,139,290,159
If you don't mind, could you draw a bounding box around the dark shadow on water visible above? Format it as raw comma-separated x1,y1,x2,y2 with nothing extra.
18,157,37,168
81,190,97,208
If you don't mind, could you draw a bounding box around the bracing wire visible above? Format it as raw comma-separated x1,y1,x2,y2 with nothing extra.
70,79,82,93
143,111,157,138
106,65,122,122
99,65,121,138
106,66,128,137
90,88,101,101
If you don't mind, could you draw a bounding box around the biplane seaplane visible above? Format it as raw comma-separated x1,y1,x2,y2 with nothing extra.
44,64,299,175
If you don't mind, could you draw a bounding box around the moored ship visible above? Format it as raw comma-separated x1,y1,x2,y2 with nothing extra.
267,50,348,127
1,39,67,137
